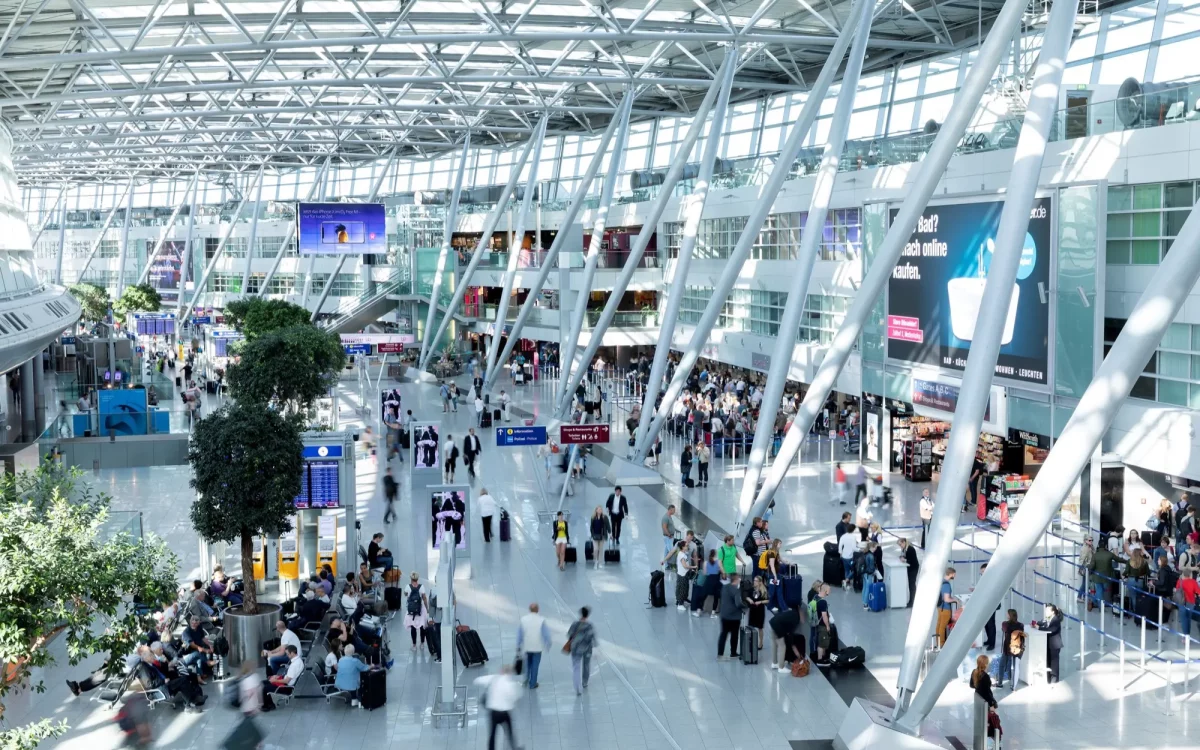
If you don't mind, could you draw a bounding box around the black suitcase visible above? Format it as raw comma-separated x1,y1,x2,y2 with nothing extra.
851,551,866,592
206,381,217,394
360,667,387,709
499,511,511,542
823,551,844,587
175,376,182,387
493,408,502,421
385,587,403,611
650,571,667,607
480,411,492,428
456,629,488,667
564,545,577,564
425,624,442,662
683,477,695,488
585,540,594,560
740,626,759,665
604,548,620,564
399,429,410,449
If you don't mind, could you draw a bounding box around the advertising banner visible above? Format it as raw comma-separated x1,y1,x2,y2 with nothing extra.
560,424,611,444
865,411,879,462
147,240,189,302
887,197,1052,386
296,202,387,255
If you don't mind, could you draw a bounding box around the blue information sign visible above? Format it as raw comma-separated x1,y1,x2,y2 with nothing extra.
193,316,211,324
302,444,344,459
495,426,547,446
343,343,372,356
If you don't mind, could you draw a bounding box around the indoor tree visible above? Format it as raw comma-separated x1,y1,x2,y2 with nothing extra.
0,463,178,748
225,324,346,413
188,402,304,614
113,283,162,317
223,298,313,340
66,282,111,324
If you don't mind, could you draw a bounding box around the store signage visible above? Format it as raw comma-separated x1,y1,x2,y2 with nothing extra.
377,342,406,353
887,197,1052,386
340,333,417,345
912,378,992,421
495,426,547,446
560,424,610,444
1010,429,1049,448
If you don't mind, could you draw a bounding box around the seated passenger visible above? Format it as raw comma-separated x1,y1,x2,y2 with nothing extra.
261,620,302,675
180,617,215,682
334,645,371,706
261,645,302,711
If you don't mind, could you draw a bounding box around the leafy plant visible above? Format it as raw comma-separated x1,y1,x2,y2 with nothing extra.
189,403,304,614
0,463,178,747
225,324,346,413
66,282,111,323
224,298,313,340
113,283,162,317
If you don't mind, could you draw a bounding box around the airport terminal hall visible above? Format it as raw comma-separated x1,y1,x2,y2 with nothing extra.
6,0,1200,749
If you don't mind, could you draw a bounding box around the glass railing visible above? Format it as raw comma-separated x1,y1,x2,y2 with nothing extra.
478,249,550,269
584,309,658,328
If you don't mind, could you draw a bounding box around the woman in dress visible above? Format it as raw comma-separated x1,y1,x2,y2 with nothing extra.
748,576,770,648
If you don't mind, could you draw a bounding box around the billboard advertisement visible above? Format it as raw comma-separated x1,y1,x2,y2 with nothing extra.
886,197,1052,386
296,202,386,255
147,240,189,302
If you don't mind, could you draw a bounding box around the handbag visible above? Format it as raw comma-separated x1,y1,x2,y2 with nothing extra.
455,620,470,634
561,639,573,654
791,658,810,678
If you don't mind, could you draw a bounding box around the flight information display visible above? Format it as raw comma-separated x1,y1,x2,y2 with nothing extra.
293,460,341,509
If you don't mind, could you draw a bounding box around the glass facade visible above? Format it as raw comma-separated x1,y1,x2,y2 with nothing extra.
662,208,861,263
1105,319,1200,408
678,287,849,344
1106,181,1200,265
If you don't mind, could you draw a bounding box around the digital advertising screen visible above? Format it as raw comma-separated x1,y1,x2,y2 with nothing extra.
886,197,1052,386
147,240,189,303
296,202,386,255
412,423,441,470
431,490,468,551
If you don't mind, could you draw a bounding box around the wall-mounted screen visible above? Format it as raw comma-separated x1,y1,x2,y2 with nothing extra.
293,460,341,509
296,202,386,255
413,423,440,469
431,490,467,550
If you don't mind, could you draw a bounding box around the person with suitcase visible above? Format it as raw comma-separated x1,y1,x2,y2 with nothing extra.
564,607,596,696
479,488,497,543
552,511,571,570
402,573,430,653
463,428,483,479
589,506,612,569
517,603,551,689
860,542,881,610
605,486,628,546
680,444,694,488
475,665,524,749
717,574,746,661
663,539,696,610
499,390,511,422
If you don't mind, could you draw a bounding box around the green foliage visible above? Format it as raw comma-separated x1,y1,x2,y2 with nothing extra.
113,283,162,317
224,298,313,340
0,463,178,746
226,324,346,413
189,402,304,613
67,283,111,323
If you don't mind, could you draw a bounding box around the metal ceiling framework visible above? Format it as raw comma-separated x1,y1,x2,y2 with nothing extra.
0,0,1009,186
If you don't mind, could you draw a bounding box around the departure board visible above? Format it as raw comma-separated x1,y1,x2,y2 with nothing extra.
292,460,340,509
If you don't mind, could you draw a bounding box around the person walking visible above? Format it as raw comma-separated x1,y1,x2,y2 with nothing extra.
382,467,398,524
552,511,570,571
716,574,746,660
474,666,524,750
605,486,628,546
589,506,611,568
463,428,482,480
517,603,551,689
696,441,710,486
479,487,497,543
565,607,596,696
1032,604,1064,684
834,462,847,505
443,433,459,483
919,489,934,549
853,463,868,503
936,568,961,648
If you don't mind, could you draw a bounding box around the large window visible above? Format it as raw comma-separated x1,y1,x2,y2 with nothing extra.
1106,182,1199,265
677,286,848,343
663,208,860,262
1104,317,1200,407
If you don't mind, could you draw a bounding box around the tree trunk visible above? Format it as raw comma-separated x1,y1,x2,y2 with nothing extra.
241,530,258,614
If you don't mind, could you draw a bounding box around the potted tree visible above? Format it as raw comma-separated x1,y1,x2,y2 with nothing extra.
188,403,304,666
113,283,162,317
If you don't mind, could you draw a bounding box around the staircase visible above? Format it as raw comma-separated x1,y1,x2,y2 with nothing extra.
319,269,472,335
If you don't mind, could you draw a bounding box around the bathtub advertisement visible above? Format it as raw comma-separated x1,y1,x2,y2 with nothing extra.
886,197,1052,387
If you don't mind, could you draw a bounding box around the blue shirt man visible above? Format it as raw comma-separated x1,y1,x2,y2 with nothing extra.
335,650,371,693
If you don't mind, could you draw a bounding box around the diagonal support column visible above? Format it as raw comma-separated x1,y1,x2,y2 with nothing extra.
485,94,633,396
894,0,1080,713
485,118,549,383
239,164,268,294
555,98,633,399
418,134,473,367
175,182,200,322
114,184,136,297
138,171,200,286
180,167,265,326
76,178,134,285
310,149,398,322
30,183,66,251
631,59,737,457
741,0,1032,531
632,0,869,461
260,158,332,296
300,166,335,309
422,127,542,371
554,51,735,419
54,190,68,285
732,0,874,522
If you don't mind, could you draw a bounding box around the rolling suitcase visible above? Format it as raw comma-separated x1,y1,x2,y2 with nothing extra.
740,626,759,665
823,551,844,587
867,582,887,612
499,511,511,542
851,551,866,592
425,624,442,662
650,571,667,607
564,545,577,564
494,408,502,421
360,667,387,710
585,540,595,561
455,628,488,667
604,548,620,564
175,376,182,387
385,587,403,611
480,411,492,428
781,576,805,608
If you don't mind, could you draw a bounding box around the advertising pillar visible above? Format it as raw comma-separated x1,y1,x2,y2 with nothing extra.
277,518,299,598
252,536,266,582
317,515,338,576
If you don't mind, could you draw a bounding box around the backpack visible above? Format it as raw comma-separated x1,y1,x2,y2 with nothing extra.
743,530,758,558
406,585,423,617
1009,629,1025,657
807,597,819,622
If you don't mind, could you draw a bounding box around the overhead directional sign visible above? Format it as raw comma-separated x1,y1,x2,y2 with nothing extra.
495,425,547,446
560,424,611,445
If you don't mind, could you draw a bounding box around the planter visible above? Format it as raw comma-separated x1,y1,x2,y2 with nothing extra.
222,602,282,669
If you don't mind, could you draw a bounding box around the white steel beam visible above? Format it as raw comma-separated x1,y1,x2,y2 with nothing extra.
259,157,332,296
74,177,134,286
418,133,473,366
239,163,267,294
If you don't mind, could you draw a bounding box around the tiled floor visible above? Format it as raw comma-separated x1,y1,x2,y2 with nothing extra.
10,368,1198,750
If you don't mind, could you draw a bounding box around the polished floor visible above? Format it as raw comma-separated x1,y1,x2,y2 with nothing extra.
10,367,1198,750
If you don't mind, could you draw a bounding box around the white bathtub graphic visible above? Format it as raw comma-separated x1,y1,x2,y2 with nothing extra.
947,277,1019,344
